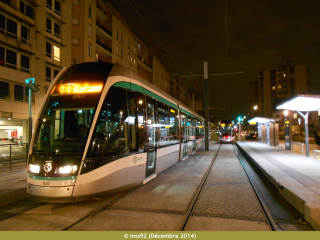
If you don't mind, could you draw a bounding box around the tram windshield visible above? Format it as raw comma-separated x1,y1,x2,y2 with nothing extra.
32,69,108,156
219,121,234,136
33,93,101,155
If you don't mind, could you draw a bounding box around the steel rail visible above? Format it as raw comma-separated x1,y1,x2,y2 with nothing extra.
179,144,221,231
233,144,282,231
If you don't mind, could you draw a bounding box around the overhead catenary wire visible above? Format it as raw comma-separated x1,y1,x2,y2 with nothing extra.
126,0,185,72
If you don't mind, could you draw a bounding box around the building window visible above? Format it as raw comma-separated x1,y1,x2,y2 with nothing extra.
47,0,61,16
72,18,79,25
14,84,29,102
278,86,281,89
20,1,35,19
21,25,30,44
46,18,52,33
46,42,51,57
72,37,79,45
72,0,79,5
272,86,276,90
54,69,59,79
88,23,92,37
20,54,29,72
121,48,123,58
46,18,61,38
6,17,17,39
46,67,51,81
6,49,17,69
72,58,79,65
121,33,123,44
95,53,99,61
46,66,60,81
116,30,119,40
116,45,119,56
46,42,60,61
54,23,60,38
89,5,92,18
0,81,10,100
1,0,11,6
89,43,92,56
53,46,60,61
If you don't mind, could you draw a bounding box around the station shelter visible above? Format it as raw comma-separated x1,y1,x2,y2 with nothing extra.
276,94,320,157
248,117,279,147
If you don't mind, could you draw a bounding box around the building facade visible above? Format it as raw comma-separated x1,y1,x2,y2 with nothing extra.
259,63,310,117
0,0,187,143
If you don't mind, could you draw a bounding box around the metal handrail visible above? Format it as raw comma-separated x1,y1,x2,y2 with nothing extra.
0,143,29,171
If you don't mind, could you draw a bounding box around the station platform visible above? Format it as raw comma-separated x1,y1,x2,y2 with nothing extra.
236,140,320,230
1,140,320,230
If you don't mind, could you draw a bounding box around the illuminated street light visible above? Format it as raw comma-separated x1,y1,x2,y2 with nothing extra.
253,105,258,110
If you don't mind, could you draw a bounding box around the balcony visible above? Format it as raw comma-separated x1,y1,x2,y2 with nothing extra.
96,20,112,41
96,36,112,56
137,54,153,72
96,2,108,20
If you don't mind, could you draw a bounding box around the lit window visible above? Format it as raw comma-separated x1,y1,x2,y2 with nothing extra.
272,86,276,90
53,45,60,61
278,86,281,89
283,74,286,77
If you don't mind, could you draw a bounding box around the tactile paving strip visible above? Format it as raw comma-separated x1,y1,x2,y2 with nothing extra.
191,144,267,223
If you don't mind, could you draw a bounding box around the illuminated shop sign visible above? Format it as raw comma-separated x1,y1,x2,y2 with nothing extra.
59,84,103,94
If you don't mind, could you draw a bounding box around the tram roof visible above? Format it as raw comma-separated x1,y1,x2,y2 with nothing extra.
276,94,320,112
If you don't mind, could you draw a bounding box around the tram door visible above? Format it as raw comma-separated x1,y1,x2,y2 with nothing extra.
145,97,156,177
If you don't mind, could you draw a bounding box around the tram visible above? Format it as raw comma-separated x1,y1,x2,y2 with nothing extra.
218,120,236,142
27,62,205,203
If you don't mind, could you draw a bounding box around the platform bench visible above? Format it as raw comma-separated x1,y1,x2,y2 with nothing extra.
290,142,304,155
314,149,320,159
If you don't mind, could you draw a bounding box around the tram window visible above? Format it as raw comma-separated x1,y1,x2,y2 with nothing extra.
169,107,179,145
87,86,129,158
187,116,193,141
136,92,147,153
157,101,170,147
181,113,188,141
127,90,137,152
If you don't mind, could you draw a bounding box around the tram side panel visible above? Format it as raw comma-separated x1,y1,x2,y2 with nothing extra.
156,144,180,175
72,154,146,201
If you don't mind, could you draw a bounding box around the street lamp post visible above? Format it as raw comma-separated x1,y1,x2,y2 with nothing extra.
25,78,40,144
238,117,241,142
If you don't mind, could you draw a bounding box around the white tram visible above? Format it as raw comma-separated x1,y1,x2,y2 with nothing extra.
218,120,236,143
27,62,205,203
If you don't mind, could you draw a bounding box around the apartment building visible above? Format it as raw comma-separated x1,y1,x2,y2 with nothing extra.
0,0,187,142
258,63,310,117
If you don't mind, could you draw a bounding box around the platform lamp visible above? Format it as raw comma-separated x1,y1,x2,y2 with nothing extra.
25,78,40,145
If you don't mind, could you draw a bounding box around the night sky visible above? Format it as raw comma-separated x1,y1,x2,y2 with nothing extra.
107,0,320,121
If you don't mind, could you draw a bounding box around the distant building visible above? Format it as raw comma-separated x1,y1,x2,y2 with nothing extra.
0,0,188,142
258,63,310,117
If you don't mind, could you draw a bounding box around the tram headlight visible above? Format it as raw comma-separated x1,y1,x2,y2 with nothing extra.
56,165,78,174
29,164,40,173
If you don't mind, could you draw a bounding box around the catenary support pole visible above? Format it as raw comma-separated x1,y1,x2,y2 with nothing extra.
204,61,209,151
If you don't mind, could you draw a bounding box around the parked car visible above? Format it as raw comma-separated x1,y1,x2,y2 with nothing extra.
245,133,258,140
